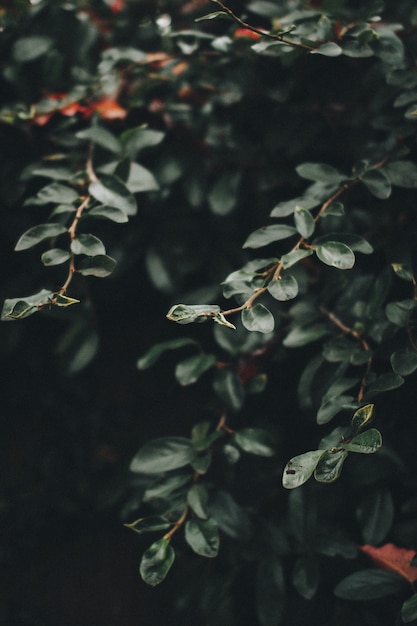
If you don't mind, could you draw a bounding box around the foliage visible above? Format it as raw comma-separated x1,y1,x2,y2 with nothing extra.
3,0,417,624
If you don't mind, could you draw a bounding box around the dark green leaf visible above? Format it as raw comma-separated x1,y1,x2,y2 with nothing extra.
87,205,129,223
267,275,299,301
313,233,373,254
357,489,394,545
208,172,241,216
53,294,80,308
166,304,220,324
270,196,319,218
311,42,342,57
383,161,417,188
213,368,245,411
314,450,348,483
385,300,416,326
187,484,209,519
342,428,382,454
292,556,320,600
402,594,417,623
124,515,171,534
25,182,78,205
1,289,53,321
121,127,165,158
365,372,404,396
391,263,414,282
390,351,417,376
334,569,405,600
185,518,219,557
89,175,137,216
137,338,199,369
256,558,285,626
139,538,175,586
281,249,313,269
362,170,391,199
315,242,355,270
126,162,159,193
294,206,315,238
372,27,404,65
283,325,328,348
241,304,275,333
296,162,345,184
13,35,53,62
71,234,106,256
322,201,344,217
143,474,191,502
175,353,216,385
195,10,230,21
234,428,275,457
130,437,195,474
351,404,375,434
41,248,70,266
282,450,326,489
31,164,73,180
243,225,297,249
317,395,354,425
78,255,116,277
76,125,122,154
15,223,67,251
209,490,251,540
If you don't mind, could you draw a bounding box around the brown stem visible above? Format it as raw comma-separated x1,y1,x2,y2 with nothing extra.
212,0,314,50
163,505,189,541
320,306,373,402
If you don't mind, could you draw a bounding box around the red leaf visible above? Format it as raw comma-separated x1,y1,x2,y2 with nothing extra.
234,28,262,40
359,543,417,583
91,98,127,120
109,0,125,13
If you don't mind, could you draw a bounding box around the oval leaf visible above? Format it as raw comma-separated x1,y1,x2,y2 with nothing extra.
282,450,326,489
316,242,355,270
89,174,137,216
334,569,405,600
71,234,106,256
139,538,175,586
175,354,216,386
241,304,275,333
130,436,195,474
15,223,67,251
294,206,315,238
362,170,391,199
234,428,275,457
351,403,375,434
243,225,297,249
268,275,299,301
314,450,348,483
41,248,71,266
341,428,382,454
187,484,209,519
184,518,219,558
78,255,116,277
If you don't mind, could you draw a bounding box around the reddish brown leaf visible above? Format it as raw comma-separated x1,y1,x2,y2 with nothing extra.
234,28,262,40
359,543,417,583
91,98,127,120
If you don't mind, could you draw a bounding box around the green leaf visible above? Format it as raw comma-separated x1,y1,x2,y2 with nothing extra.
322,201,344,217
234,428,275,457
390,351,417,376
341,428,382,454
267,275,298,301
1,289,53,321
357,489,394,545
187,484,209,519
13,35,53,62
175,354,216,385
311,42,342,56
282,450,326,489
391,263,415,282
209,490,251,540
139,538,175,586
89,175,137,216
334,569,405,600
256,558,285,626
137,338,199,369
71,234,106,256
281,248,313,269
121,127,165,159
316,395,354,425
126,162,159,193
296,162,345,184
383,161,417,188
124,515,171,534
283,325,328,348
372,27,404,65
402,594,417,623
315,242,355,270
130,437,195,474
213,312,236,330
76,126,122,154
166,304,220,324
41,248,70,266
213,368,245,411
385,299,417,326
294,205,315,238
243,225,297,249
351,404,375,434
25,182,78,206
184,518,219,557
87,205,129,223
53,294,80,307
314,450,348,483
30,164,73,180
270,196,319,218
208,172,241,216
362,170,391,199
143,474,191,502
242,304,275,333
195,10,229,21
313,233,373,254
15,223,67,251
365,372,404,396
78,255,116,277
292,556,320,600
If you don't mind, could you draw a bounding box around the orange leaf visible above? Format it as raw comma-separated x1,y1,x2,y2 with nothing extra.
234,28,262,40
109,0,125,14
91,98,127,120
359,543,417,583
